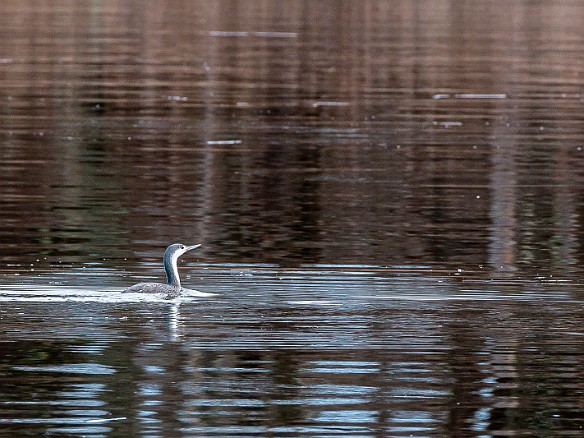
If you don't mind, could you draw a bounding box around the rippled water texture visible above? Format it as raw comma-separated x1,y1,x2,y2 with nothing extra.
1,1,584,436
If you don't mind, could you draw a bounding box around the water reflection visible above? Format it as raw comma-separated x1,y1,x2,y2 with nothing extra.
2,1,584,274
2,0,584,435
1,277,583,436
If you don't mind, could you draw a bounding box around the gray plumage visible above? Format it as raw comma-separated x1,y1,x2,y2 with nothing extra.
124,243,201,299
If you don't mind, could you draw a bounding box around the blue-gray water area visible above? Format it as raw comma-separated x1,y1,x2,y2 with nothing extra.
1,1,584,436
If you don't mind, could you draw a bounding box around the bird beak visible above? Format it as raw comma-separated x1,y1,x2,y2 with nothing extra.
185,244,201,252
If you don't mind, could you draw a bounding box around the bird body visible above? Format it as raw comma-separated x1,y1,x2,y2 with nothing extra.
123,282,182,297
123,243,212,298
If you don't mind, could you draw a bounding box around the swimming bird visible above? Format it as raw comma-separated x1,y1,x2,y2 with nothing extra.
124,243,213,299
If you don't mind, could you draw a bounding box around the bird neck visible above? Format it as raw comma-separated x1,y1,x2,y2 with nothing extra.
164,255,181,287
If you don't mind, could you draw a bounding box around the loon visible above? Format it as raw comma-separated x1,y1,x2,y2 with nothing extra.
124,243,213,299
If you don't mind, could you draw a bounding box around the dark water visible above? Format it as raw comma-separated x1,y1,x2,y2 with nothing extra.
1,1,584,436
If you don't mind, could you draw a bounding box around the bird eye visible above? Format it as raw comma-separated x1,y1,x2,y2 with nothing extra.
180,245,185,249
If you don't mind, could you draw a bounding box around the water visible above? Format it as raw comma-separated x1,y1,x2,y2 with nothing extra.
2,0,584,436
2,270,582,436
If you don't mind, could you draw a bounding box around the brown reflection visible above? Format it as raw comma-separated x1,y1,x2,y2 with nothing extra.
2,0,584,274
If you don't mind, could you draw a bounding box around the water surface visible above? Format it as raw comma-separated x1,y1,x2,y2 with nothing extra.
1,0,584,436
